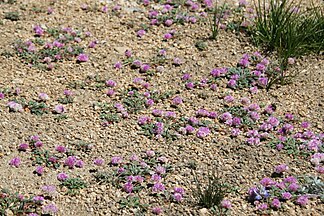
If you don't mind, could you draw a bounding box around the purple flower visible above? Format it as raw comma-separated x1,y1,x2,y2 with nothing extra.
164,111,176,118
296,195,308,206
0,92,4,99
111,157,122,165
281,192,292,200
232,117,241,126
77,53,89,62
172,96,183,105
152,182,165,193
173,57,182,65
288,183,299,191
9,157,21,167
250,111,260,121
239,57,250,67
220,112,232,121
33,195,44,203
164,19,173,27
42,203,58,214
250,86,258,94
173,193,183,202
94,158,105,166
34,141,43,148
124,182,133,193
210,84,217,91
140,64,150,72
57,172,69,181
276,143,284,150
196,127,210,138
146,99,154,107
224,95,235,103
33,25,44,36
138,116,151,125
106,89,115,97
55,145,67,153
185,125,195,134
64,156,77,169
227,79,237,88
146,150,155,157
152,207,163,215
75,160,85,168
7,101,23,112
182,73,191,80
221,199,232,209
174,187,185,195
301,121,310,128
125,49,132,57
158,156,168,163
258,77,268,87
35,166,44,175
185,82,195,89
151,174,162,182
152,109,163,117
137,29,146,37
54,104,65,114
231,128,241,137
105,80,117,87
284,176,297,184
155,166,166,175
18,143,29,151
38,93,49,101
132,60,142,68
315,166,324,174
42,185,56,195
164,33,172,40
260,177,275,187
271,198,281,209
257,203,268,211
275,164,289,174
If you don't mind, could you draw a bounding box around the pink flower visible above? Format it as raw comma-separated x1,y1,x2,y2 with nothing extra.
164,19,173,26
275,164,289,174
146,150,155,157
35,166,44,175
152,207,163,215
173,193,183,202
137,29,146,37
172,96,183,105
57,172,68,181
64,156,77,169
123,182,133,193
94,158,105,166
77,53,89,62
105,80,117,87
33,25,44,36
296,195,308,206
164,33,172,40
114,62,122,69
271,198,281,209
54,104,65,114
196,127,210,138
281,192,292,200
18,143,29,151
9,157,21,167
39,93,49,101
221,199,232,209
111,157,122,165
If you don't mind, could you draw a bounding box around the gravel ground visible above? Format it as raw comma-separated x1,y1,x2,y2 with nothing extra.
0,0,323,215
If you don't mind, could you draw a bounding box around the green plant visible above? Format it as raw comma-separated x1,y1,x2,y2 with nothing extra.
0,188,41,215
60,178,87,195
252,0,324,67
193,169,231,213
28,100,49,115
4,11,20,21
195,40,208,51
118,196,149,212
208,1,228,40
298,176,324,200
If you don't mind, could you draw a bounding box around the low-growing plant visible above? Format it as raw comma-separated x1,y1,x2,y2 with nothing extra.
193,169,232,214
4,11,20,21
60,178,87,195
208,1,228,40
251,0,324,86
0,188,42,215
298,176,324,200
